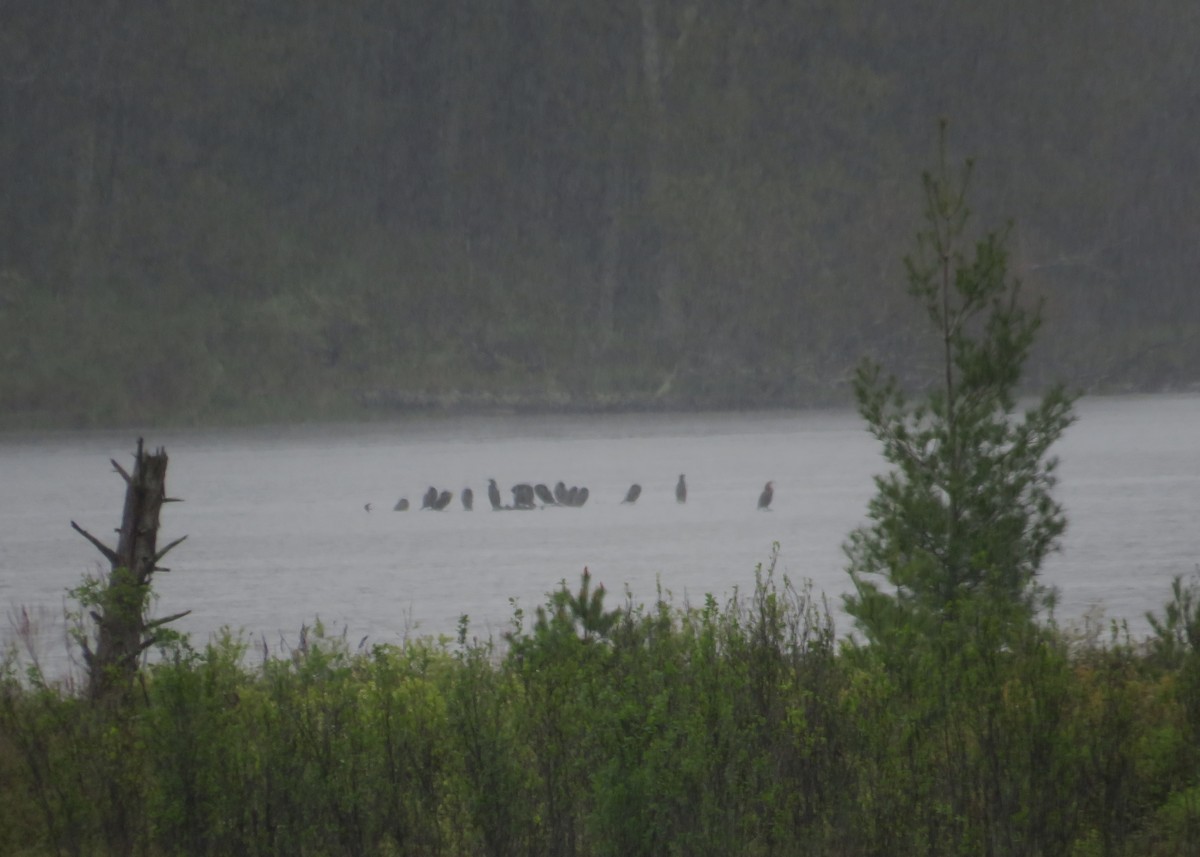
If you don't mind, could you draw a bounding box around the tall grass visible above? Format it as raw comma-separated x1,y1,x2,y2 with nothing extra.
3,567,1200,856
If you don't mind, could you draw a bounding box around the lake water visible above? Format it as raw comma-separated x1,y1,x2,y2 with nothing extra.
2,394,1198,677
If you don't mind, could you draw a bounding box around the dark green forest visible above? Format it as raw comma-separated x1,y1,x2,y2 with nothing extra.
2,0,1199,427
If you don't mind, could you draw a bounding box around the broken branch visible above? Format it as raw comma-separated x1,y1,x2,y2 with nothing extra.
110,458,132,484
145,610,191,631
154,536,188,563
71,521,118,566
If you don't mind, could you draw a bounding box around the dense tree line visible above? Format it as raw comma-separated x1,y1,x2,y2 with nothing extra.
1,0,1198,426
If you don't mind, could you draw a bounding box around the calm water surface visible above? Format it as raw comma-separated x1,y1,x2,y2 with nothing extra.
2,395,1198,675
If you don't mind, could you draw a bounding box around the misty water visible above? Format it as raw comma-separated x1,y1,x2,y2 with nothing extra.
2,394,1198,678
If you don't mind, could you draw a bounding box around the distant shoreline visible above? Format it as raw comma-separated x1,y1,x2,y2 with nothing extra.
3,380,1198,434
355,387,847,416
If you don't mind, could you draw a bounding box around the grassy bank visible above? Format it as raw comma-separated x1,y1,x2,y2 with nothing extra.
3,564,1200,857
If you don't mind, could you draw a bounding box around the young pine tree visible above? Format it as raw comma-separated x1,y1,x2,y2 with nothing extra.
844,132,1076,648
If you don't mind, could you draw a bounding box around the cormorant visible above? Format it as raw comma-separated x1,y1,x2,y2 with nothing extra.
535,484,557,506
757,481,774,511
488,479,502,510
554,481,569,505
462,488,474,511
364,502,373,512
434,490,453,510
622,483,642,504
512,483,536,509
576,487,589,507
676,474,687,504
422,486,438,509
394,497,409,511
565,486,579,506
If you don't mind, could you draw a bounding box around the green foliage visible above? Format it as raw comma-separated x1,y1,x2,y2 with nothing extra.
845,129,1077,650
6,568,1200,855
1147,570,1200,761
1147,572,1200,670
529,568,623,645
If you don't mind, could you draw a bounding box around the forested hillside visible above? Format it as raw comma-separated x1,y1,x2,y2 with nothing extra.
2,0,1197,427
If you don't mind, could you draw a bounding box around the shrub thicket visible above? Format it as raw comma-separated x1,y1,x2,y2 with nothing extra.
4,565,1200,857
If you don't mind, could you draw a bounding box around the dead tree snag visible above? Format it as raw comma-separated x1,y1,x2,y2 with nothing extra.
71,438,189,702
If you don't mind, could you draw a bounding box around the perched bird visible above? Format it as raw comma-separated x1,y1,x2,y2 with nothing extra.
576,487,589,507
512,483,536,510
622,483,642,504
434,490,453,511
394,497,409,511
676,474,687,504
488,479,502,510
535,484,557,506
364,502,373,512
422,486,438,509
554,481,569,505
565,486,580,506
461,487,474,511
758,481,774,511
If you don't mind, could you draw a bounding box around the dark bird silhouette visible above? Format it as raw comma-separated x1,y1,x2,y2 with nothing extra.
576,487,589,507
676,474,687,504
422,486,438,509
512,483,536,510
622,483,642,504
364,502,373,512
758,481,774,511
393,497,409,511
462,488,474,511
565,486,579,506
488,479,502,510
434,490,453,510
554,481,569,505
535,484,557,506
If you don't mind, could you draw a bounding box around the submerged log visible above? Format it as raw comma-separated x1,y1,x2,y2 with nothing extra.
71,438,189,702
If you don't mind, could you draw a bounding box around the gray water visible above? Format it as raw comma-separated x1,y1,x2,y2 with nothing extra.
2,394,1198,677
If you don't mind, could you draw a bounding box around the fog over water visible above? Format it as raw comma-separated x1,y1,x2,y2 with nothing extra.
2,394,1198,676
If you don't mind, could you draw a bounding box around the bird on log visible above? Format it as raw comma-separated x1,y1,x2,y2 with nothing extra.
394,497,409,511
512,483,536,510
434,490,453,510
622,483,642,504
488,479,502,510
422,486,439,509
676,474,687,504
461,488,474,511
535,484,557,506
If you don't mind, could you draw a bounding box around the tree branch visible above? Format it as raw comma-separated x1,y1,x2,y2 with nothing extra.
154,535,187,563
70,521,118,566
145,610,191,631
110,458,131,484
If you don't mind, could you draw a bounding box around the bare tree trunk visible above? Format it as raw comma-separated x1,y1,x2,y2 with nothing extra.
67,113,99,293
597,150,624,343
63,0,126,294
636,0,698,352
438,4,467,233
71,439,189,703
